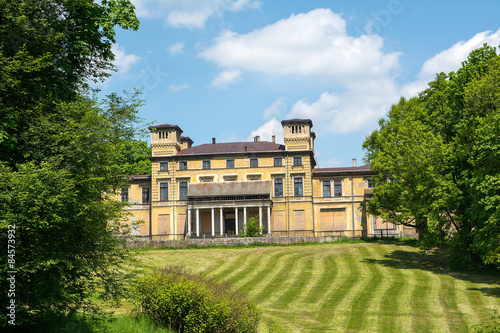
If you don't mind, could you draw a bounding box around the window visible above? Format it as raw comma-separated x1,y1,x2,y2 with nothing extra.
199,176,213,182
203,160,211,169
179,181,188,200
323,181,331,197
226,159,234,169
274,157,282,166
294,178,303,196
334,179,342,197
179,161,187,170
367,178,375,188
121,187,128,202
293,156,302,166
160,183,168,201
223,175,237,181
250,158,258,167
159,162,168,171
247,174,261,181
142,187,150,204
274,178,283,197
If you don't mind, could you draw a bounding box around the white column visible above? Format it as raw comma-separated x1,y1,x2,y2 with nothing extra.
267,206,271,235
243,207,247,234
196,209,200,237
259,206,263,232
188,208,192,236
220,208,223,236
235,208,239,236
211,208,215,237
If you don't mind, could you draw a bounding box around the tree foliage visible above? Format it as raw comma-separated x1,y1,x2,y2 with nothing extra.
0,0,139,166
0,0,143,328
243,216,264,237
363,44,500,268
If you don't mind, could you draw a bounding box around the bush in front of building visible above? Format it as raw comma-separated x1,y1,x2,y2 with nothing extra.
131,266,260,333
243,216,264,237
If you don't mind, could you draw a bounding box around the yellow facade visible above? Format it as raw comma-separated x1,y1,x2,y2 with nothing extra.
122,119,411,239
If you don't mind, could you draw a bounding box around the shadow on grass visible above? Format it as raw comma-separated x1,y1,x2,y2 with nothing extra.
466,287,500,298
361,247,500,299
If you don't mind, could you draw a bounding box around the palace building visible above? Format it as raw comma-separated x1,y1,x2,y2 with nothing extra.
121,119,414,239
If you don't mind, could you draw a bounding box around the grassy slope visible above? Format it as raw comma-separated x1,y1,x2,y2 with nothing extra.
129,241,500,333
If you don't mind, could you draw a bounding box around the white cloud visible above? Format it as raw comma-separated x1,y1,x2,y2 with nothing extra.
167,9,212,29
201,8,401,134
247,118,284,143
168,83,190,92
111,44,141,75
200,8,400,81
287,76,399,135
263,97,287,120
169,42,185,55
131,0,261,28
289,92,338,121
402,28,500,98
210,69,242,88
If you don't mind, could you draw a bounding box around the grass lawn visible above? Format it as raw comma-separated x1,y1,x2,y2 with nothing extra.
122,241,500,333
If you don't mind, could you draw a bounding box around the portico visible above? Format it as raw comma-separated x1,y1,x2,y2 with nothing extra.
186,180,272,237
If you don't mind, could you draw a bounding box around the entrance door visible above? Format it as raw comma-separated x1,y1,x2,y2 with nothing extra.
225,219,235,235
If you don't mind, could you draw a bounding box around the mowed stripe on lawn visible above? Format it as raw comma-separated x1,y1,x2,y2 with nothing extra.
135,242,500,333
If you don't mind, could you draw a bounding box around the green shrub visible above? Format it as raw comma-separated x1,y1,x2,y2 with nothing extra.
131,267,260,333
243,216,264,237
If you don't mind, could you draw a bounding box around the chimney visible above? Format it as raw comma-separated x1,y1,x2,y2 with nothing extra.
212,138,216,144
352,158,357,167
272,135,276,143
255,136,260,142
245,146,247,152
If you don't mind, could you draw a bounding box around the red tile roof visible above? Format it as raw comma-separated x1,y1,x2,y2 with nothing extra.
178,141,285,156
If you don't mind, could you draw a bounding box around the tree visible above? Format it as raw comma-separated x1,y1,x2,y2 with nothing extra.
461,58,500,266
1,93,148,329
0,0,142,328
114,139,152,176
0,0,139,167
363,44,500,268
243,217,264,237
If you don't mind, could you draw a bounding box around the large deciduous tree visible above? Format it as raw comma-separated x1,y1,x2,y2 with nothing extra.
0,0,139,166
363,44,500,268
0,0,143,328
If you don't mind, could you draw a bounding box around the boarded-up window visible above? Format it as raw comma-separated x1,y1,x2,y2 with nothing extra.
274,210,286,231
321,211,334,231
321,208,346,231
293,210,306,231
177,214,186,235
333,209,346,231
201,212,212,234
140,218,149,236
375,216,395,229
158,214,170,235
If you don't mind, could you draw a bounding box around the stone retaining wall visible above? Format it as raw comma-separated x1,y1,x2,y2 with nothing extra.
124,235,351,249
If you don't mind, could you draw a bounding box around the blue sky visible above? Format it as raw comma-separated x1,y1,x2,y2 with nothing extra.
98,0,500,168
